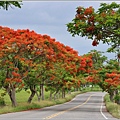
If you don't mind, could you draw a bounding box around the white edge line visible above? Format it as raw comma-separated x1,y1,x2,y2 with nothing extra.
100,94,108,119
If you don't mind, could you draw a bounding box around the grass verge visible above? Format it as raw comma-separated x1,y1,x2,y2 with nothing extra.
104,94,120,119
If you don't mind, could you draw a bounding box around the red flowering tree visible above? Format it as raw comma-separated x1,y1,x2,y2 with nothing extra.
0,27,57,105
97,59,120,104
67,2,120,103
66,2,120,59
1,26,94,105
0,27,26,107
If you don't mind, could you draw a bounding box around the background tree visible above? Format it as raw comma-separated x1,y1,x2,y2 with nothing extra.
66,2,120,59
0,26,94,106
66,2,120,104
88,50,107,69
0,1,22,10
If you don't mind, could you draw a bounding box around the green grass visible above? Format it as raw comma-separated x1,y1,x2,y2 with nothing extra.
0,90,50,105
104,94,120,119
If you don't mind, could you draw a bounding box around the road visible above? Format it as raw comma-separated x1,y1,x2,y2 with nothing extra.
0,92,118,120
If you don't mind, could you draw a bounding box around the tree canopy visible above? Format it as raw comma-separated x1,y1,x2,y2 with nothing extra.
0,1,22,10
67,2,120,56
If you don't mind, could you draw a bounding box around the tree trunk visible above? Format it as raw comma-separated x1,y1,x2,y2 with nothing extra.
36,91,41,102
58,91,60,98
49,91,52,101
109,92,114,102
64,90,65,98
5,68,17,107
54,92,57,100
27,85,36,103
114,90,120,104
40,84,44,100
54,89,59,100
62,89,65,98
7,87,17,107
62,90,64,98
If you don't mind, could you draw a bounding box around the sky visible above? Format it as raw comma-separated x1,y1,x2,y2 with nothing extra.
0,1,119,59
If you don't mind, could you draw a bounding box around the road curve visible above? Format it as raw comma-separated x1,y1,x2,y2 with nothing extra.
0,92,118,120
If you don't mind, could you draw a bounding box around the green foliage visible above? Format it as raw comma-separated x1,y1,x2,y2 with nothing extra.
88,50,107,69
114,94,120,101
105,59,120,70
0,70,6,88
67,2,120,53
0,97,5,106
0,1,22,10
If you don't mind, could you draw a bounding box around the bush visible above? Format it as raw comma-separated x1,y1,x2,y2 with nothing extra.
0,97,5,106
114,94,120,104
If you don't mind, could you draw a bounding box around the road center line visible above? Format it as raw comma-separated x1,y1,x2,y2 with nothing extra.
100,95,108,119
43,94,93,120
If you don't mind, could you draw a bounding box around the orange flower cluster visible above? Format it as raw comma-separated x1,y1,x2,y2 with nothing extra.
105,72,120,87
88,16,94,23
92,40,99,46
86,75,99,84
84,6,94,15
12,71,20,77
101,12,106,17
86,26,95,32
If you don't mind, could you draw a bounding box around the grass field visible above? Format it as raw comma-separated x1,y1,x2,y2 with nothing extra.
0,90,50,105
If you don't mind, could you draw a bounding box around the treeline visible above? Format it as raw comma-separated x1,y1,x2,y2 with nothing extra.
0,26,120,107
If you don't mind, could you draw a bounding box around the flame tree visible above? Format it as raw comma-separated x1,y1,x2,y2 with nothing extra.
67,2,120,104
66,2,120,59
0,26,94,106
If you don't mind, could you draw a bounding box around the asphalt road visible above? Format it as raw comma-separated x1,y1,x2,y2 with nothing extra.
0,92,118,120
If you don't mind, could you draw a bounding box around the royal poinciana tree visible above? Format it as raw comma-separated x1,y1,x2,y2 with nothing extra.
84,50,107,87
67,2,120,58
0,26,94,106
67,2,120,104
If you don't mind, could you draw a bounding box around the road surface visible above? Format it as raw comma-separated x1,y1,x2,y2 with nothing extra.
0,92,118,120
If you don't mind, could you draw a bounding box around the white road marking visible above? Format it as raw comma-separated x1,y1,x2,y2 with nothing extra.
100,94,108,119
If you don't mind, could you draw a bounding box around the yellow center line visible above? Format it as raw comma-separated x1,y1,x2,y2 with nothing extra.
43,94,93,120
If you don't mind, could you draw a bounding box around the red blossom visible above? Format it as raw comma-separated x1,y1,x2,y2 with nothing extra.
92,40,99,46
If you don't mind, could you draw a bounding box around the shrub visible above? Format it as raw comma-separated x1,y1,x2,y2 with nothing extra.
0,97,5,106
114,94,120,104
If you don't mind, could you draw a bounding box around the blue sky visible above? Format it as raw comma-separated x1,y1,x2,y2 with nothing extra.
0,1,119,59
